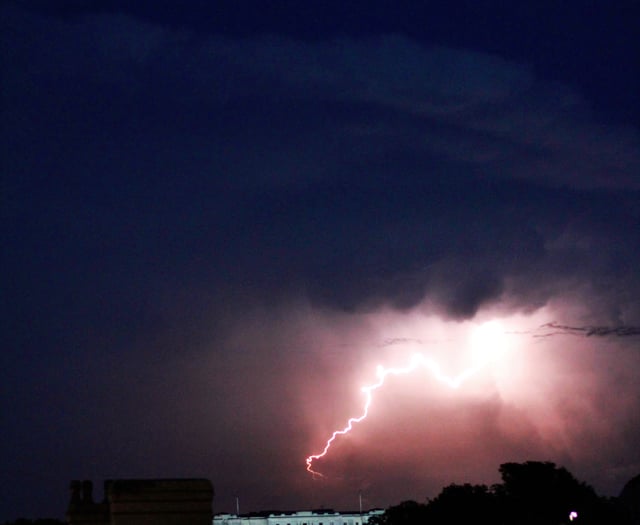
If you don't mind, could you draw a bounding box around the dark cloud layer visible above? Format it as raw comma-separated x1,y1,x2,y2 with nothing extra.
4,6,639,319
1,3,639,521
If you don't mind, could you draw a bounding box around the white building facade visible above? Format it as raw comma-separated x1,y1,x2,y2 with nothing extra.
214,509,384,525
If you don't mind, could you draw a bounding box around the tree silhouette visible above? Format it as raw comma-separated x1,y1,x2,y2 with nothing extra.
425,483,498,524
368,500,427,525
495,461,615,525
374,461,632,525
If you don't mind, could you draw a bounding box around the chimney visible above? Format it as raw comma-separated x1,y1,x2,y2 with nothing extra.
69,480,82,505
82,480,94,504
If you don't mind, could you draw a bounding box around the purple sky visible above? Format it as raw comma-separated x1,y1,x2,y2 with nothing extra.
1,1,639,521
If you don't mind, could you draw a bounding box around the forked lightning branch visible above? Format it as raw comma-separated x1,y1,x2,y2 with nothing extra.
305,321,508,476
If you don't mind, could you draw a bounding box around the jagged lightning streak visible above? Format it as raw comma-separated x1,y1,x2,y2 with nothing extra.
305,321,505,477
535,322,640,338
305,355,480,476
305,319,640,477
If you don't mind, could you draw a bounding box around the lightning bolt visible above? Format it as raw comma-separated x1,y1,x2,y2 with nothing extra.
305,319,640,477
305,353,484,477
535,322,640,338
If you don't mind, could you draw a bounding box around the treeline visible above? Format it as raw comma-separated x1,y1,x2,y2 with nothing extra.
369,461,636,525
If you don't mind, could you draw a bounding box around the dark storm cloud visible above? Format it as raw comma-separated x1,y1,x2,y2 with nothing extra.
3,4,639,322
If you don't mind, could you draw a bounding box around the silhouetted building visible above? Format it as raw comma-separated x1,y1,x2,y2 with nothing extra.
67,479,214,525
213,509,384,525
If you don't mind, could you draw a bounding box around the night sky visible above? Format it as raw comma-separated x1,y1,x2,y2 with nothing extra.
2,1,639,521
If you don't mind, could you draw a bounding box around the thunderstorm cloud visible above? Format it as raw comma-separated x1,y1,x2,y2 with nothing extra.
1,3,639,520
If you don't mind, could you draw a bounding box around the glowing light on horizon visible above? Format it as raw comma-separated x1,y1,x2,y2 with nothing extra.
305,321,507,477
569,511,578,521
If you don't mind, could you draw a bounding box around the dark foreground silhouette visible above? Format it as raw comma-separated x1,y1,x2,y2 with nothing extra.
369,461,638,525
4,462,638,525
4,518,65,525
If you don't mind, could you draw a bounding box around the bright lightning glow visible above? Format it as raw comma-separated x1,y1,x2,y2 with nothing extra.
569,511,578,521
471,320,507,366
305,321,508,476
